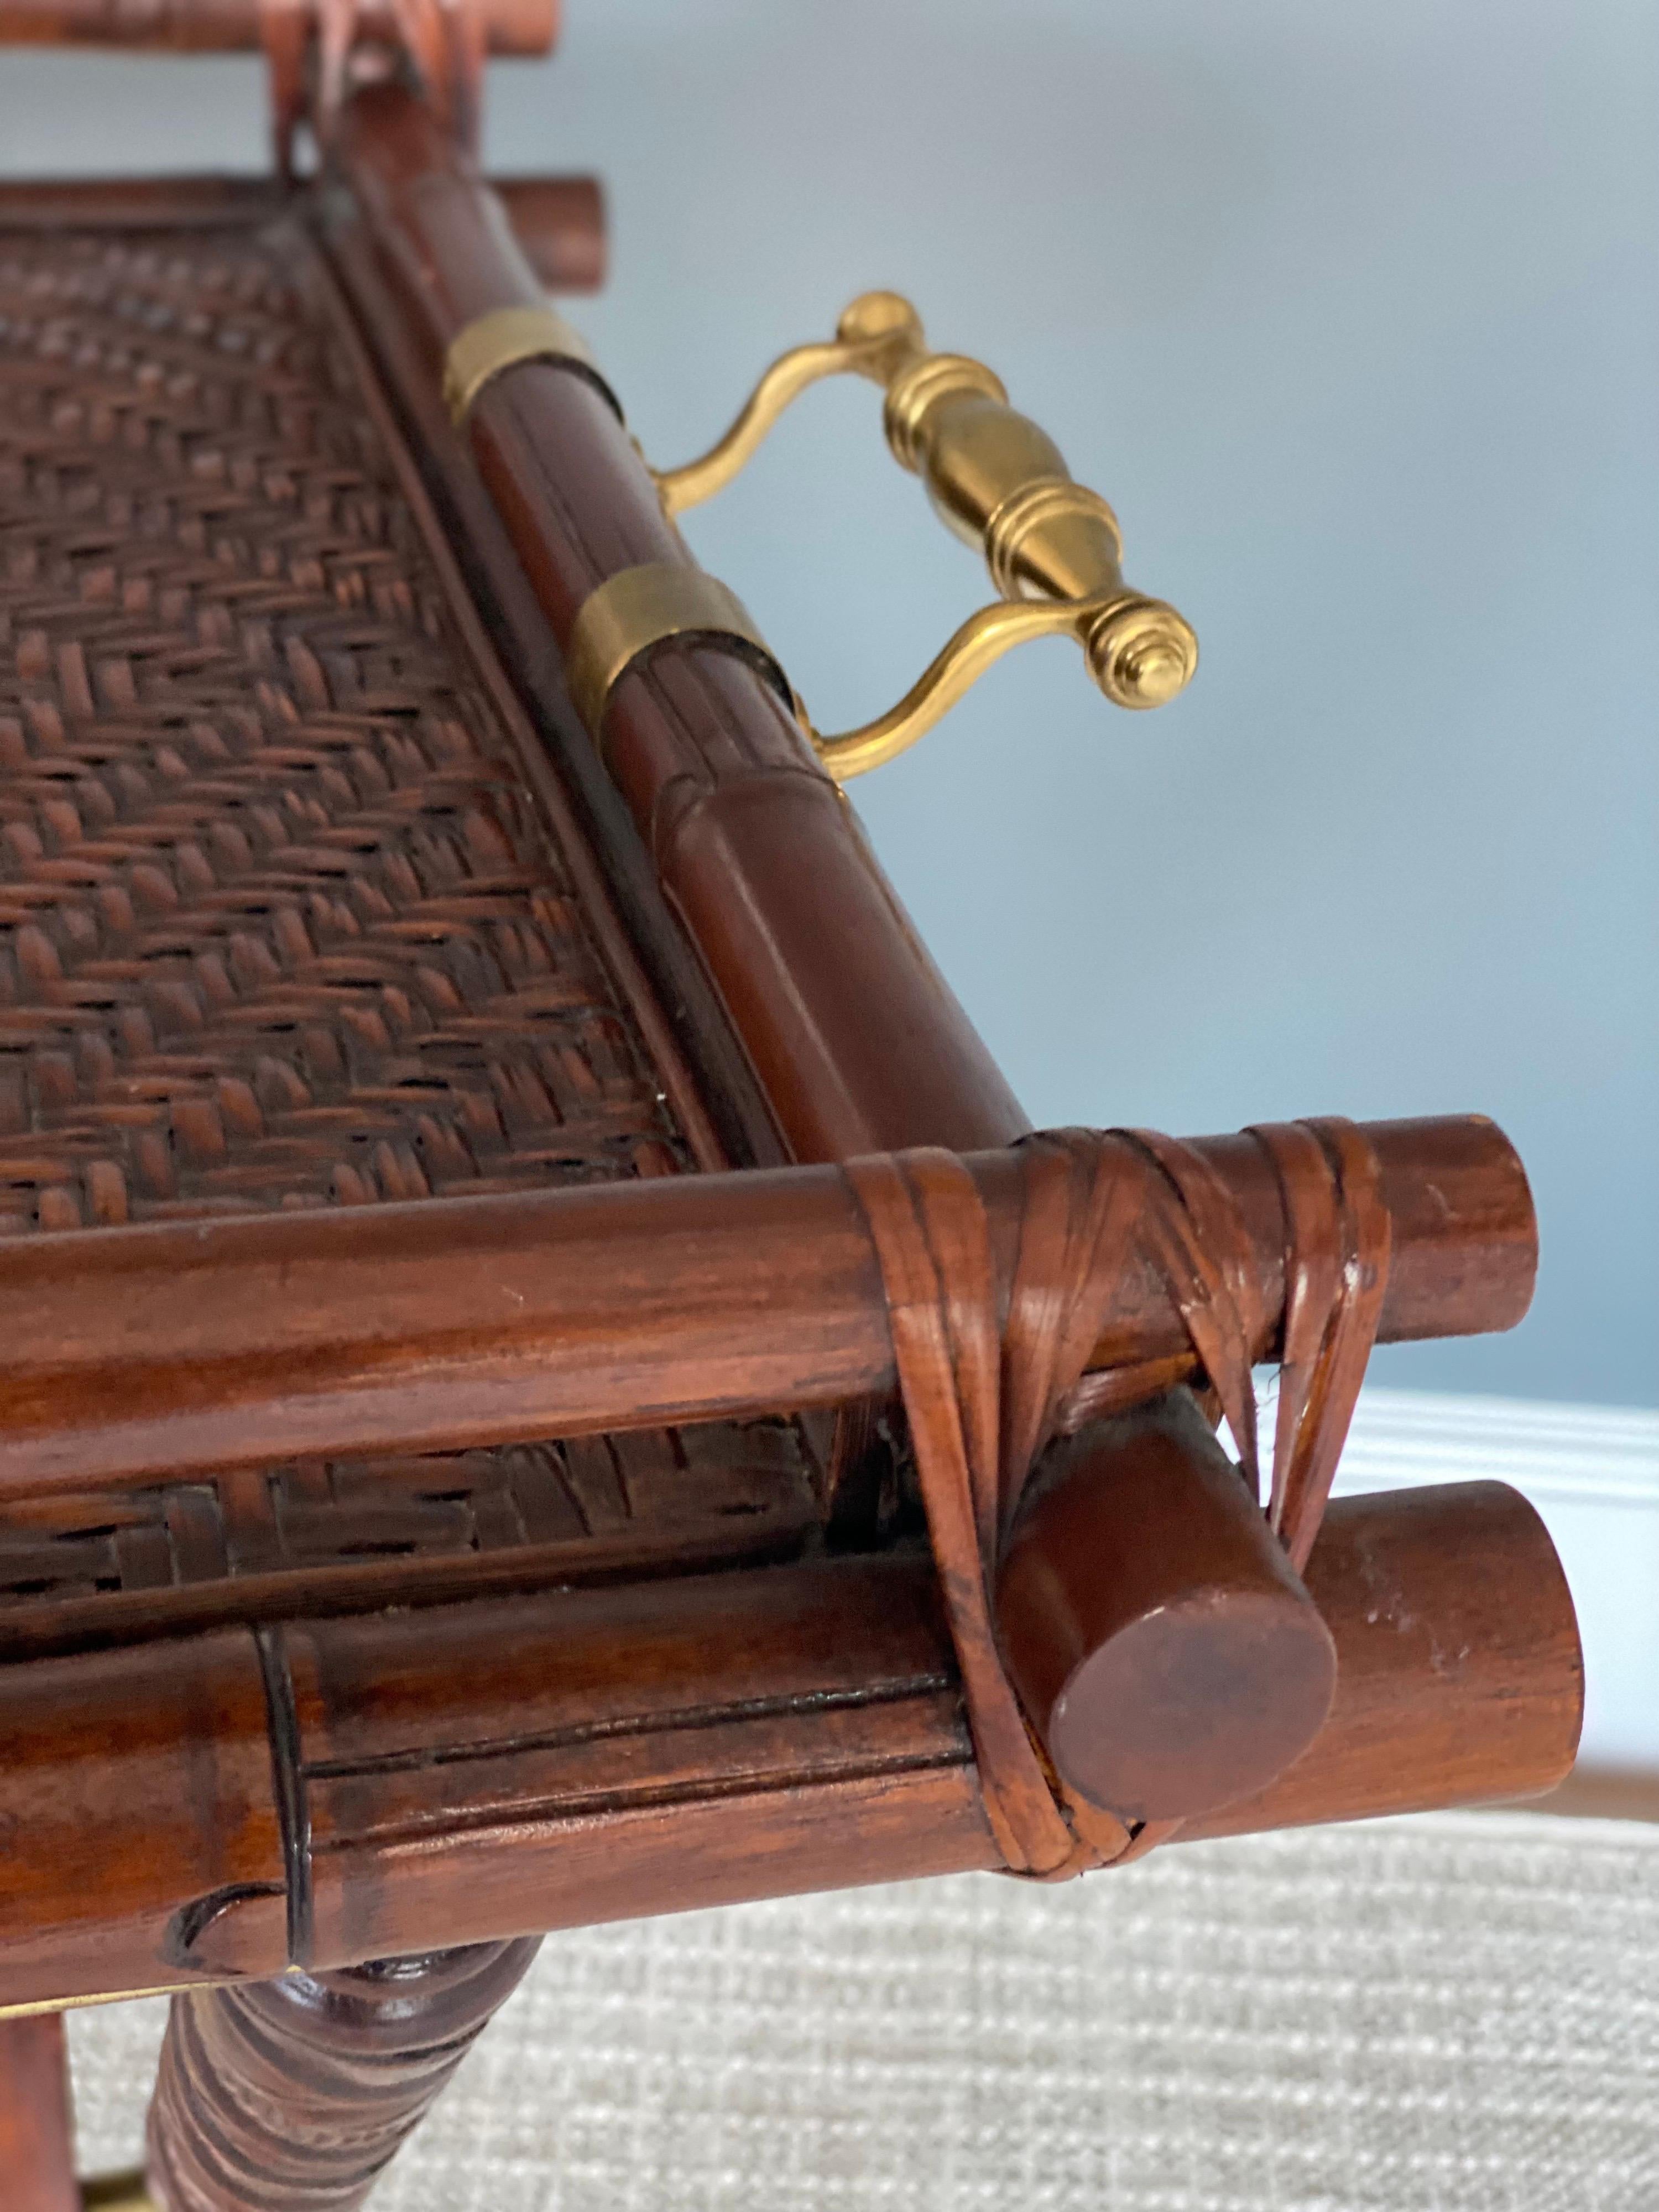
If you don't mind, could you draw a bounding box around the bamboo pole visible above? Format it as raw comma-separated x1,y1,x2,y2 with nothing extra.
0,1116,1533,1495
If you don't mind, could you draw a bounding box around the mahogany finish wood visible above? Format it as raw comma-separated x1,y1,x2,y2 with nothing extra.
305,212,791,1178
330,85,1034,1165
0,1483,1578,2018
0,0,554,51
0,175,285,226
0,1556,972,2010
0,1115,1534,1498
493,175,606,293
0,181,615,2208
0,1629,290,2004
298,118,1554,1944
1188,1480,1584,1837
307,202,787,1180
0,107,1579,2212
0,171,605,288
997,1390,1338,1822
0,2015,79,2212
148,1940,541,2212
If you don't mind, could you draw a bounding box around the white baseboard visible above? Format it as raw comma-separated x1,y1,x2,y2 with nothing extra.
1329,1388,1659,1768
1334,1387,1659,1509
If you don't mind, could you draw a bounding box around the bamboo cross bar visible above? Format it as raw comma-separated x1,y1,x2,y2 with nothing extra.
0,1115,1533,1497
0,1482,1580,2017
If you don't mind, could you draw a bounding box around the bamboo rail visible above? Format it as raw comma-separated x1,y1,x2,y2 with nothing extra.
0,1115,1533,1495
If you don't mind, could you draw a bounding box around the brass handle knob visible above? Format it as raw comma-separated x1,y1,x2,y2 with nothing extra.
651,291,1197,779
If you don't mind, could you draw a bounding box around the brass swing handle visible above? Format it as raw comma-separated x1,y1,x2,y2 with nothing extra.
651,290,1198,779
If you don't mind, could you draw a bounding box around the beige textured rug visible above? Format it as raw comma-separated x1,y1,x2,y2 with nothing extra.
71,1811,1659,2212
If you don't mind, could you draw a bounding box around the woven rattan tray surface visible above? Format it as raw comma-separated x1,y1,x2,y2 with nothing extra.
0,196,813,1634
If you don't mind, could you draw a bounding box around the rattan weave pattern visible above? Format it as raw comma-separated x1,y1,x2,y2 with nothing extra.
0,214,693,1238
0,210,820,1616
0,1419,817,1635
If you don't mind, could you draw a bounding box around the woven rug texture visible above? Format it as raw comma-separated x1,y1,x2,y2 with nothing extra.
70,1810,1659,2212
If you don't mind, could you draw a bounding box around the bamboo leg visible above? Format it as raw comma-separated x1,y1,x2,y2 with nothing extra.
0,2014,80,2212
144,1940,541,2212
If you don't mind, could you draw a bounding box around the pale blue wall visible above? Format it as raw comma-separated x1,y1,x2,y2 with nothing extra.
3,1,1655,1405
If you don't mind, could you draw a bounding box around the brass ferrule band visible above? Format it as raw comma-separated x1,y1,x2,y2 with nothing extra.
442,306,615,425
565,564,791,742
